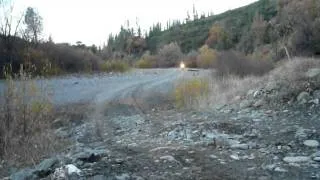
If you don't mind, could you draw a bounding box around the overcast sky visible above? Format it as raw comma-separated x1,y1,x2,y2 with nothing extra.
12,0,258,46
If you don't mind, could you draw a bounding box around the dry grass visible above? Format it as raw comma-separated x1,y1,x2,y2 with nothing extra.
174,78,210,109
100,60,130,73
207,75,262,105
0,65,65,166
205,57,320,107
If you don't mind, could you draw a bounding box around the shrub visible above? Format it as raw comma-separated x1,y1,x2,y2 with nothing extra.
0,65,62,163
100,60,130,72
207,58,320,107
197,45,217,68
184,50,198,68
214,50,273,77
157,42,183,67
136,51,157,68
174,78,209,109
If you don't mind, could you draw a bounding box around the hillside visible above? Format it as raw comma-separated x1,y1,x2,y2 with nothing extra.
107,0,320,68
146,0,278,53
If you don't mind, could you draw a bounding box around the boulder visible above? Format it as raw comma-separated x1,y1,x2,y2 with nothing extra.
230,143,249,150
115,173,130,180
92,175,107,180
283,156,310,163
52,164,82,180
306,68,320,78
313,90,320,99
10,168,37,180
253,99,265,108
240,100,252,109
297,92,311,104
303,140,319,147
72,149,108,163
35,157,59,177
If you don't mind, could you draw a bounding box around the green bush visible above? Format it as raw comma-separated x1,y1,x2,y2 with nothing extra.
136,52,157,68
197,45,217,68
174,78,209,108
101,60,130,72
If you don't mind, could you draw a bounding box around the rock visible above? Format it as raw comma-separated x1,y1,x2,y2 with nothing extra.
306,68,320,78
313,157,320,162
303,140,319,147
65,164,82,175
264,164,276,171
309,99,319,105
295,127,309,140
209,154,218,159
73,149,108,163
35,157,59,177
297,92,311,104
240,100,252,109
159,155,176,162
230,154,240,160
92,175,107,180
253,90,263,98
312,151,320,157
274,167,288,173
253,99,265,108
115,158,124,164
313,90,320,99
230,143,249,150
247,89,255,96
283,156,310,163
53,164,82,180
10,168,37,180
116,173,130,180
265,82,279,92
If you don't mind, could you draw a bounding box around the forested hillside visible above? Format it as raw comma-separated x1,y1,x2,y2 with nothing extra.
106,0,320,69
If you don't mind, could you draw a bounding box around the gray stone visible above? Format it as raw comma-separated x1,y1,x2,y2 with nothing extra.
230,143,249,150
253,90,262,98
116,173,130,180
230,154,240,160
265,82,279,92
297,92,311,104
274,167,288,173
306,68,320,78
313,157,320,162
159,155,176,162
313,90,320,99
92,175,107,180
10,168,37,180
295,127,309,140
253,99,265,108
312,151,320,157
309,99,319,105
73,149,108,163
303,140,319,147
240,100,252,109
283,156,310,163
35,157,59,177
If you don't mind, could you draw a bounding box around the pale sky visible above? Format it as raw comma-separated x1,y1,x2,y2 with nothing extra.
12,0,258,46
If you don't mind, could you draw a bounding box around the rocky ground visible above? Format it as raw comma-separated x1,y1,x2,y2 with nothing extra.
2,67,320,180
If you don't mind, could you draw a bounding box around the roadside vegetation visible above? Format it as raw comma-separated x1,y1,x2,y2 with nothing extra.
0,65,65,165
174,78,209,109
